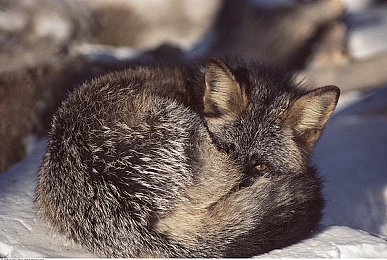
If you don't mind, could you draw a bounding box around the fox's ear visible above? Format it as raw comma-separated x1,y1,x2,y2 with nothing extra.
283,85,340,151
204,57,248,119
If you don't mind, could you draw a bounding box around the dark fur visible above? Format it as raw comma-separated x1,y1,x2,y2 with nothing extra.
36,57,340,257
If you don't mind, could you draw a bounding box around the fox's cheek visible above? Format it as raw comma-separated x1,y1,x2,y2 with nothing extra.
239,176,257,188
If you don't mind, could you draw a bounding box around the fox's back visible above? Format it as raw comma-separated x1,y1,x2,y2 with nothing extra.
37,66,212,256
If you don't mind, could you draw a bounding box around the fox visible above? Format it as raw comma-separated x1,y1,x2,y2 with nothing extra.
36,57,340,257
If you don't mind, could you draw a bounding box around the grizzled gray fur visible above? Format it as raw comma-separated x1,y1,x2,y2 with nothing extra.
36,57,340,257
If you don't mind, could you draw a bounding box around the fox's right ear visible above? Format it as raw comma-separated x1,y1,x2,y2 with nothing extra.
283,85,340,151
204,57,248,120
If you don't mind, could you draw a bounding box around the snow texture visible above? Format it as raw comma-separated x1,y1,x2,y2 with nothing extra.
1,86,387,258
346,3,387,59
0,140,95,258
315,86,387,238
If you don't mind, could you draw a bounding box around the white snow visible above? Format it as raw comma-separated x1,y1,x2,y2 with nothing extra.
258,226,387,258
313,86,387,238
340,0,375,12
23,134,40,157
347,5,387,59
0,140,95,258
0,10,26,32
72,43,143,62
33,13,72,42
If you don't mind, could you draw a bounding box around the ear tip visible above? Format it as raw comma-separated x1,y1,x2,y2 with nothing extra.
319,85,341,99
208,56,220,62
325,85,341,93
207,56,226,67
208,56,222,62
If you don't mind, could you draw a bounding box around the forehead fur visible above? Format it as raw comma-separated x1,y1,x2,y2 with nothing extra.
226,59,305,117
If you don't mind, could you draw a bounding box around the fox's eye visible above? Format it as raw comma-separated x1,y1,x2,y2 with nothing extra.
255,163,267,171
219,148,228,155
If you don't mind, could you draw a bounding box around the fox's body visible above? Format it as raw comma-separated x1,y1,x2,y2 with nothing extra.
36,57,340,257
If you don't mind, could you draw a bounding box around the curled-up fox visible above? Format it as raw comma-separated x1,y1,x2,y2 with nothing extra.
36,57,340,257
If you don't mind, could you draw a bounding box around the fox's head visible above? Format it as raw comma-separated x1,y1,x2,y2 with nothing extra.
203,57,340,187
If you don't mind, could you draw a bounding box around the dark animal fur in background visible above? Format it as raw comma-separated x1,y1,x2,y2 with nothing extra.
37,57,340,257
0,0,344,173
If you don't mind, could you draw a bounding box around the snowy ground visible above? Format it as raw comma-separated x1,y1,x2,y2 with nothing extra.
0,139,95,258
1,86,387,258
316,86,387,238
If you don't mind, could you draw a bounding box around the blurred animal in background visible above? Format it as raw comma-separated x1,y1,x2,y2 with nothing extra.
0,0,346,173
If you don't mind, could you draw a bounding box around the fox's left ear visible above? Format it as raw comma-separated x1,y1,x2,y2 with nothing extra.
204,57,248,120
283,85,340,151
